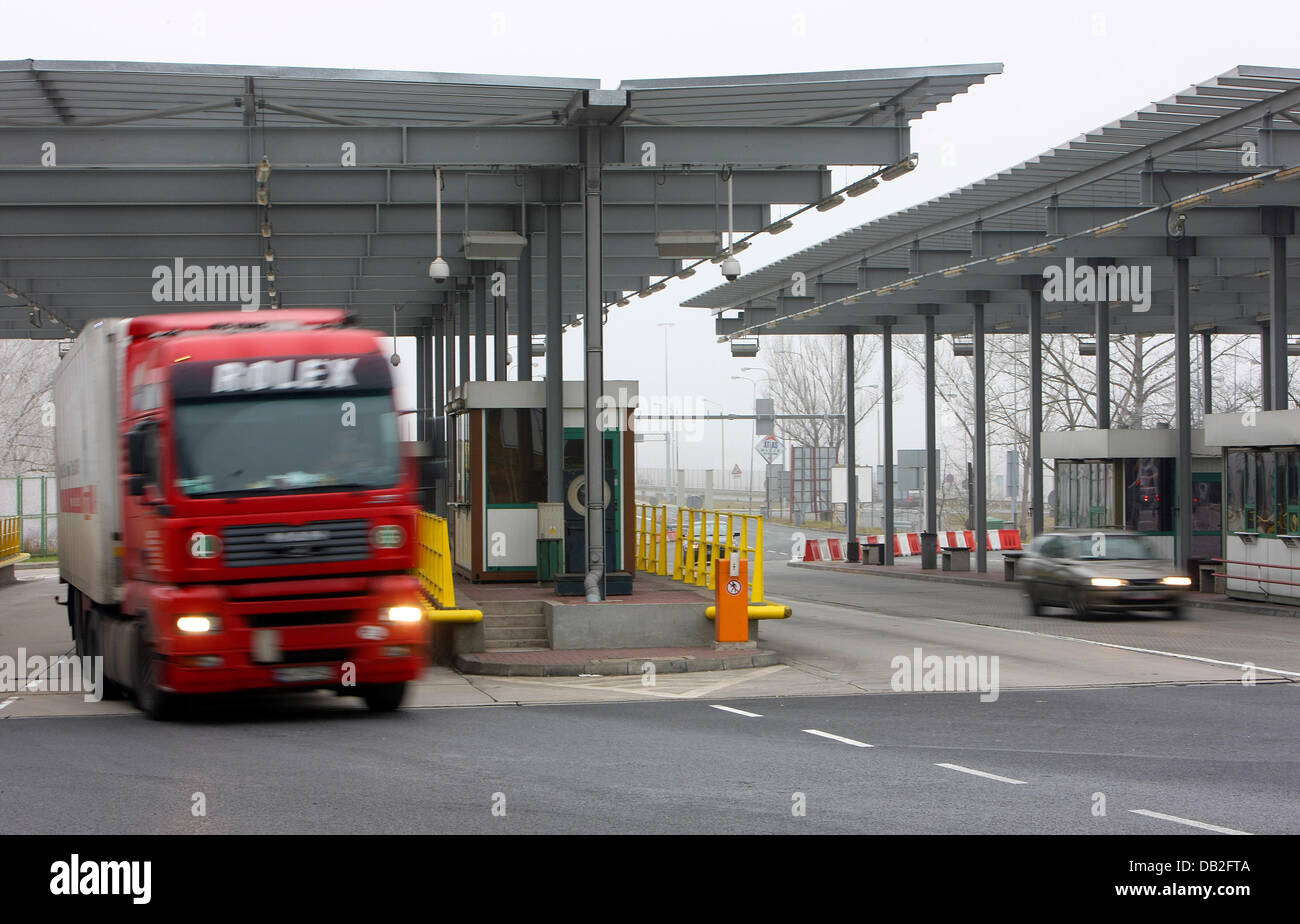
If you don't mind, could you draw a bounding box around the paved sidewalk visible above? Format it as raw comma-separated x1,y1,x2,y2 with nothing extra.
456,645,779,677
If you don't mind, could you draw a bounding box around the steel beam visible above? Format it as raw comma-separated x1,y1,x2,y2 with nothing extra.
1269,235,1289,410
545,202,564,506
457,288,470,387
1028,290,1044,537
517,229,533,381
1095,294,1111,429
1201,329,1213,417
882,322,895,566
583,127,607,601
844,331,857,552
494,262,508,381
474,277,488,381
973,301,987,573
924,310,938,556
1174,257,1193,574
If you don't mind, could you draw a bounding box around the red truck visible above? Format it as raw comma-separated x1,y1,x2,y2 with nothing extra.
54,309,427,719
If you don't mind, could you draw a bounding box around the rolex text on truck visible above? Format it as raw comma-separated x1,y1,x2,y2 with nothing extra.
53,309,427,719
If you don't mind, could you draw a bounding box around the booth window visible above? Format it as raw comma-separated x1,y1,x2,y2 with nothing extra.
485,408,546,504
1226,451,1246,533
1124,458,1172,532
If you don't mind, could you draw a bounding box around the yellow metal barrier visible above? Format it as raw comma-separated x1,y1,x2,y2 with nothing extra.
416,511,482,623
0,516,21,560
634,504,780,617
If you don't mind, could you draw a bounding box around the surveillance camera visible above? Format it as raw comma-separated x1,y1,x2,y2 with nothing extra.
390,353,401,367
721,256,742,282
428,257,451,282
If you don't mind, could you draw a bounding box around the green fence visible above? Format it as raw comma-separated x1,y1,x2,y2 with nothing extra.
0,475,56,557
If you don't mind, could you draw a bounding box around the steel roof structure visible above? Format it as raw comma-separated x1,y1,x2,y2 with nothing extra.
686,66,1300,576
689,65,1300,339
0,59,999,339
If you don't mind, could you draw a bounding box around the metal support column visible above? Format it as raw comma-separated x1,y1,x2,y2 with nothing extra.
1201,330,1213,417
882,322,895,566
545,203,564,505
414,320,429,443
474,277,488,382
923,311,938,568
844,331,857,557
457,288,470,388
1095,297,1110,429
517,227,533,382
973,302,987,573
1174,257,1193,574
1261,321,1272,412
1029,290,1044,537
582,127,607,601
433,314,445,432
493,261,508,381
1269,235,1288,410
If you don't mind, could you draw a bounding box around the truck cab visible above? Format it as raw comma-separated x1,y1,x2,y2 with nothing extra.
55,310,428,718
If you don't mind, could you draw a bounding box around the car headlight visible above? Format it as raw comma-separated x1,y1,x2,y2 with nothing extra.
1089,577,1126,588
176,615,221,633
1161,576,1192,587
381,605,423,624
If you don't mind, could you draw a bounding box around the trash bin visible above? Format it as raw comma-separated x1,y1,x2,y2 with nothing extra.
920,532,937,569
847,541,860,563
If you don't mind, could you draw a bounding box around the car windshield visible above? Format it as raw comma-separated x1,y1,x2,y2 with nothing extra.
172,393,400,497
1071,534,1157,560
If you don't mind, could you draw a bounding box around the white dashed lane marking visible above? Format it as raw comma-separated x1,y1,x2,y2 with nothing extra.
1129,809,1251,835
802,729,873,748
935,762,1026,785
710,704,762,718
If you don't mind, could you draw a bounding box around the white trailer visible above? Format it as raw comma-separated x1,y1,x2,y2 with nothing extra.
53,319,128,606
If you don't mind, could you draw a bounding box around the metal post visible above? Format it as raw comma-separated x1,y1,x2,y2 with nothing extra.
1095,296,1110,429
882,322,895,566
414,321,429,443
1269,235,1288,410
545,203,564,505
517,227,533,382
582,127,607,601
923,311,938,568
493,262,508,381
1174,257,1193,574
844,331,857,557
1201,330,1213,417
457,288,470,387
474,276,488,382
1029,290,1044,537
973,302,987,573
1260,321,1272,412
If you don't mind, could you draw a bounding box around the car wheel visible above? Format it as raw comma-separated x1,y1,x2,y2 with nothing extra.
360,682,407,713
1166,606,1184,620
1024,582,1044,616
1068,587,1092,620
134,626,182,721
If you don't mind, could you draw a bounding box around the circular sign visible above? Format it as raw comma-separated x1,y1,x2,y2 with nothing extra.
725,579,742,596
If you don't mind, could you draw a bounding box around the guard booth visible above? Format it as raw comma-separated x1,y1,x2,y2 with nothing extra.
445,380,638,583
1204,410,1300,606
1043,428,1222,563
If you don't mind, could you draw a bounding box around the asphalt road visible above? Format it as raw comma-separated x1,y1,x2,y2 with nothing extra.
1,559,1297,834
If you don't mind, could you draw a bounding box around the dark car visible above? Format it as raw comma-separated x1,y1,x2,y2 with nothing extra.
1017,530,1191,619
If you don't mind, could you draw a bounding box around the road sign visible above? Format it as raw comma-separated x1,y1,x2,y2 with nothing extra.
725,579,742,596
731,464,742,477
756,435,783,463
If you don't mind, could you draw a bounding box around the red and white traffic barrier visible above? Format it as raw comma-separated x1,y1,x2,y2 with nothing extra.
801,529,1021,562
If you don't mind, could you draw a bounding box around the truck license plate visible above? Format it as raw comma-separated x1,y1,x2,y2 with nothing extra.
272,665,335,684
252,629,282,663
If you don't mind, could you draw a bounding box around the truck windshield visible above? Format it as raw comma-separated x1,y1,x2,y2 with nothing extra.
172,393,400,497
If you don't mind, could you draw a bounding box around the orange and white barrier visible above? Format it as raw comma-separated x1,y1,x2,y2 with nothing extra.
801,529,1021,562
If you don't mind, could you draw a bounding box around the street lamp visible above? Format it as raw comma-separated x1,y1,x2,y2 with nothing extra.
731,375,760,513
658,322,676,495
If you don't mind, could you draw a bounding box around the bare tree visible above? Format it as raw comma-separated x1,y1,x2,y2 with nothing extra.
0,341,60,477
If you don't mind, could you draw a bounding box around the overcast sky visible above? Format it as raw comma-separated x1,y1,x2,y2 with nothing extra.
7,0,1298,475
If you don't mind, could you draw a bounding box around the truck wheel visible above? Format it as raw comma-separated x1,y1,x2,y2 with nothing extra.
360,682,407,713
134,629,181,721
83,608,128,701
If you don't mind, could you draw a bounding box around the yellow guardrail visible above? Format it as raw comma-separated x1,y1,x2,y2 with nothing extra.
636,504,784,617
0,516,21,560
416,511,482,623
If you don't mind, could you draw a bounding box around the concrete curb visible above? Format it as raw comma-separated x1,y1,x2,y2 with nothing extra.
455,649,780,677
788,561,1299,618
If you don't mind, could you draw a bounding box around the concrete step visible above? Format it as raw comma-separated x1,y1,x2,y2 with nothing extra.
478,600,547,616
488,626,548,639
481,613,546,629
483,639,550,651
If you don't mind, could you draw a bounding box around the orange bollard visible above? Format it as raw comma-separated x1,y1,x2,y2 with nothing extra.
713,556,749,643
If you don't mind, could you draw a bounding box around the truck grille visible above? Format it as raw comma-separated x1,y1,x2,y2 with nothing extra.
244,611,357,629
223,519,370,568
252,648,351,666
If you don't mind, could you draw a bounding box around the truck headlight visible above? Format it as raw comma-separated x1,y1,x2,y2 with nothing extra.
381,605,423,624
1089,577,1126,588
1161,576,1192,587
177,615,221,633
370,525,405,549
